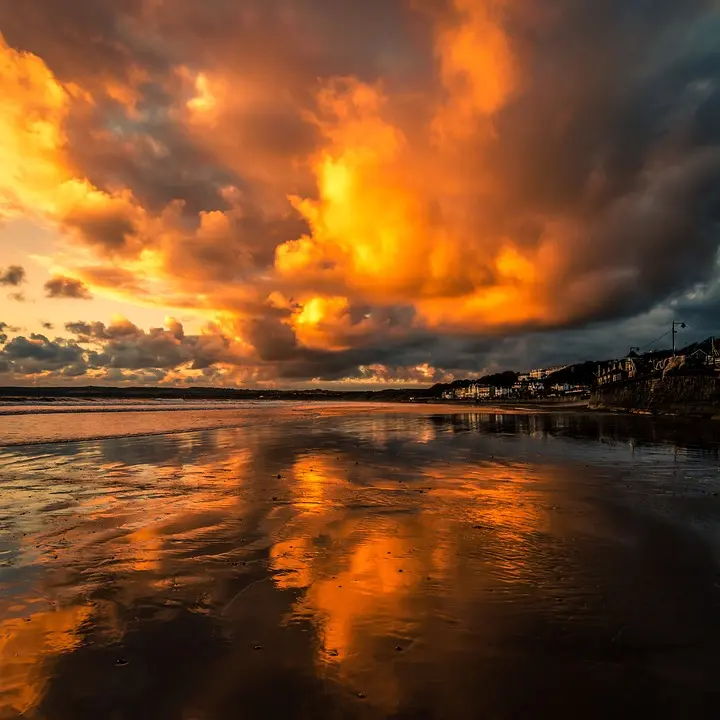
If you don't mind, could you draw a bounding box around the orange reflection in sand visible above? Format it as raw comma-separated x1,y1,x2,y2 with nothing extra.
0,606,91,718
0,410,584,717
0,437,257,717
265,445,555,712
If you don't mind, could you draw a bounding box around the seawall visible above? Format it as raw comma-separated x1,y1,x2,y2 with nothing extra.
590,374,720,417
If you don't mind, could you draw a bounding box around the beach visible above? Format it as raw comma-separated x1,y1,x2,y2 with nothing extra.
1,402,719,719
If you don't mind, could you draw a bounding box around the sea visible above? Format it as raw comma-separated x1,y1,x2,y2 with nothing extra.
1,401,719,719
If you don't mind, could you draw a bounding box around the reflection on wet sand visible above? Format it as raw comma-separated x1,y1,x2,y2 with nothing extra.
1,406,719,718
0,606,91,717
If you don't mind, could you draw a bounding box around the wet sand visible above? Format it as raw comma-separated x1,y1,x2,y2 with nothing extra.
1,403,719,719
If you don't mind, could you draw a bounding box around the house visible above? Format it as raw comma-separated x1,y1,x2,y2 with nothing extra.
688,348,711,364
454,385,473,400
528,365,568,380
550,383,571,394
476,384,492,399
528,368,549,380
597,359,630,385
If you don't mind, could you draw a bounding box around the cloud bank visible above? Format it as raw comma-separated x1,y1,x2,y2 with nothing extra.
1,0,719,384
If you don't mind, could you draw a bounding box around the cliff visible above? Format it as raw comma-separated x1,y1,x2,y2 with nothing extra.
590,374,720,417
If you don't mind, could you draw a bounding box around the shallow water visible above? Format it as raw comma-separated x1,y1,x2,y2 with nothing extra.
1,403,719,719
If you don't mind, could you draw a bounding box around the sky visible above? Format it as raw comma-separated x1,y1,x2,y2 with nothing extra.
1,0,720,388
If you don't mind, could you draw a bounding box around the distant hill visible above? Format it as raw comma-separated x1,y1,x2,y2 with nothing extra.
0,384,432,403
545,361,600,387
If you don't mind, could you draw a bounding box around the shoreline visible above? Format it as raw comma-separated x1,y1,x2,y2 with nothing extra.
2,391,718,421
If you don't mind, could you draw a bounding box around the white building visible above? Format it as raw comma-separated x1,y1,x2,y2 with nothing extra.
528,365,567,380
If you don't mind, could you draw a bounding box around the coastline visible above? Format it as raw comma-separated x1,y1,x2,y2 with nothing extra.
3,384,719,420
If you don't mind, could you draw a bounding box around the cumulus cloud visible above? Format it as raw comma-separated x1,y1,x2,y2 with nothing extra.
0,334,87,377
63,318,238,372
44,276,93,299
0,265,25,286
0,319,223,382
1,0,719,384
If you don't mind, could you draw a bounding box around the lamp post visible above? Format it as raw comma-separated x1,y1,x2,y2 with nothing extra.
672,321,686,356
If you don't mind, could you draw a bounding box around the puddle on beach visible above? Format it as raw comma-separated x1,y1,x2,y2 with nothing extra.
1,404,719,719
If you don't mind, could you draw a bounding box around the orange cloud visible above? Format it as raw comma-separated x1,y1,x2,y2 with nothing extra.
2,0,719,384
0,34,147,258
274,77,562,334
433,0,520,140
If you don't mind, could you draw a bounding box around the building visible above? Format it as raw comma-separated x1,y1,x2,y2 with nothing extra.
550,383,571,394
442,382,515,401
597,359,631,385
528,368,548,380
476,384,492,399
527,365,568,380
549,382,591,396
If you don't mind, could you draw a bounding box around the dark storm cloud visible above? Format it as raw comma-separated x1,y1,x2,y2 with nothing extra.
0,320,233,381
66,122,240,217
272,333,439,381
0,265,26,286
44,276,93,299
0,334,87,376
0,0,165,88
164,209,309,282
64,319,233,371
444,0,720,334
63,207,138,253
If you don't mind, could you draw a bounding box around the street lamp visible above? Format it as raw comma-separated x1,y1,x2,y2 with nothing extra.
672,321,686,356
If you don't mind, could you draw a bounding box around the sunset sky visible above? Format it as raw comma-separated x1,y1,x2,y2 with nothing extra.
1,0,720,387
